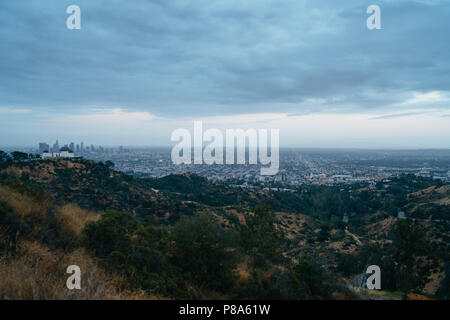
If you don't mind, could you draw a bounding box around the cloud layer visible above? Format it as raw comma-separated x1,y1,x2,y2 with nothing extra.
0,0,449,147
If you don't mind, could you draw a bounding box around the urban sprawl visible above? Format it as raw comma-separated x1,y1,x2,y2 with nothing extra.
4,140,449,189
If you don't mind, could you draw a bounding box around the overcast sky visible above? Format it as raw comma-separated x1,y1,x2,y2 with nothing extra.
0,0,449,148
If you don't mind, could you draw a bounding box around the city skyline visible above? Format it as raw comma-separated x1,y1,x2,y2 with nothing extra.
3,139,450,151
10,142,448,185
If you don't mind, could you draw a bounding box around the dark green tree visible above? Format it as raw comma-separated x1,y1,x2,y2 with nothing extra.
287,257,332,299
11,151,28,161
170,214,236,292
0,200,21,255
392,219,432,299
436,265,450,299
240,206,284,268
105,160,115,168
317,225,330,242
336,253,361,277
0,150,11,163
82,210,137,256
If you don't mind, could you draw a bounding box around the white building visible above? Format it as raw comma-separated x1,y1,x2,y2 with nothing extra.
42,147,75,159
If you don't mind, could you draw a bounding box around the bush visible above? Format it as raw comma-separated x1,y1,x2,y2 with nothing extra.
239,206,284,268
170,214,237,292
287,258,332,299
336,253,361,277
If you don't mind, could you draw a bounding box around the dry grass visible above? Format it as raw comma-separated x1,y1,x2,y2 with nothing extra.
0,186,42,216
0,185,158,300
0,240,158,300
423,270,445,296
56,204,100,237
407,293,434,300
0,241,58,299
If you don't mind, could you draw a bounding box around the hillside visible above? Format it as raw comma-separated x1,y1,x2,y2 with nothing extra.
0,159,198,224
0,158,449,299
0,183,154,299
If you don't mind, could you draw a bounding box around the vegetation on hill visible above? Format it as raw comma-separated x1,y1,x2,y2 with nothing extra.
0,153,448,299
0,185,150,299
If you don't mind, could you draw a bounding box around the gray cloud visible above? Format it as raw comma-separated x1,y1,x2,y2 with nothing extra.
0,0,450,119
369,111,430,120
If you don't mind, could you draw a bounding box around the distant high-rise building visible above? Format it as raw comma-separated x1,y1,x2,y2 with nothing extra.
69,142,75,152
52,139,60,152
80,141,84,152
76,144,80,153
91,144,95,152
39,142,50,154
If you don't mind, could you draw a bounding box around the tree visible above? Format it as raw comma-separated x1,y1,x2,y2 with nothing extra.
317,225,330,242
82,210,183,297
11,151,28,161
82,210,137,256
436,265,450,299
240,206,284,268
0,150,11,163
0,200,21,255
392,219,432,299
287,257,332,299
105,160,115,168
170,214,236,291
336,253,361,277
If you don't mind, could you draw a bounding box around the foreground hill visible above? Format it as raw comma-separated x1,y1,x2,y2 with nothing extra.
0,183,155,299
0,158,448,299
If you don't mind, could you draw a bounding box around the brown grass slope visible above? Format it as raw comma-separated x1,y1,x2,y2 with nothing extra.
0,185,159,300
